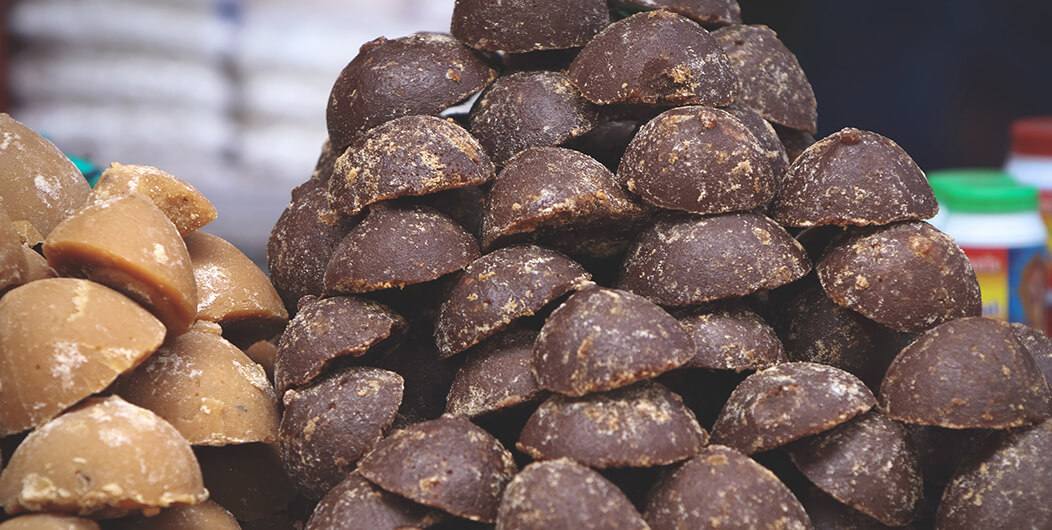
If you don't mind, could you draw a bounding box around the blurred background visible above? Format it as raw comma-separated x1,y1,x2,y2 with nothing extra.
0,0,1050,263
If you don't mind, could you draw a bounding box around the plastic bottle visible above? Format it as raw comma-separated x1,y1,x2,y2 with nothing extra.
942,181,1047,331
1006,116,1052,332
926,169,1014,232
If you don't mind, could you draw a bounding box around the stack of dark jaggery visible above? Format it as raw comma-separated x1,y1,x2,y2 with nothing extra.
267,1,1052,528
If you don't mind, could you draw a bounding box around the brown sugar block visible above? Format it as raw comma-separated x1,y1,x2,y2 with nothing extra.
786,412,922,526
775,124,815,163
517,381,707,468
800,486,902,530
43,194,198,335
712,362,876,455
497,458,649,530
374,328,463,422
533,285,695,396
644,445,810,530
357,415,517,523
0,278,165,436
186,231,288,347
482,147,646,250
1010,322,1052,384
20,244,56,283
769,128,938,227
675,300,786,371
109,501,241,530
451,0,609,52
906,425,992,486
937,419,1052,528
92,163,217,236
713,25,817,134
817,221,982,333
434,245,590,358
619,106,776,214
564,119,640,173
267,179,356,312
878,317,1052,429
306,471,443,530
243,339,279,383
311,138,339,185
328,115,494,217
326,33,496,150
617,0,742,26
324,204,479,294
274,295,406,394
115,323,280,446
0,396,207,518
618,212,811,307
279,367,403,500
468,71,599,166
446,328,546,418
567,11,738,106
724,102,791,189
0,113,91,238
423,185,487,240
195,443,298,522
0,514,100,530
0,204,27,293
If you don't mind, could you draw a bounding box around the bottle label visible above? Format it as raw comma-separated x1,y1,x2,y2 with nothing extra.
960,245,1047,331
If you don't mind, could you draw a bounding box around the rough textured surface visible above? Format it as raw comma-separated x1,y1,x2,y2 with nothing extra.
0,278,165,436
92,163,217,236
568,11,737,106
306,471,443,530
325,204,479,294
675,300,786,371
328,115,494,216
787,412,922,526
617,0,742,26
724,102,790,191
533,285,694,396
195,442,298,522
116,324,279,446
818,221,982,333
497,458,648,529
713,25,817,133
644,445,810,530
618,212,811,307
937,419,1052,529
482,147,647,252
879,317,1052,429
274,295,406,394
769,128,938,227
279,367,402,499
517,381,707,468
470,72,599,166
326,33,496,150
434,245,590,357
357,415,517,523
1011,322,1052,385
446,328,546,418
452,0,609,52
0,397,207,518
712,362,876,455
619,106,775,214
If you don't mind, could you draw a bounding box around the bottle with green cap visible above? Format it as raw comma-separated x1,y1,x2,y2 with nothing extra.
926,168,1014,231
941,177,1047,331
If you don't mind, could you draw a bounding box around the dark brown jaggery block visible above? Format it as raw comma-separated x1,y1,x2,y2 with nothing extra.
817,221,981,333
375,327,462,422
267,179,356,312
564,119,640,173
775,124,816,163
619,106,775,214
324,204,479,294
310,138,339,185
533,285,694,396
328,115,494,217
724,102,791,189
644,444,810,530
904,424,991,486
713,25,817,133
497,458,648,530
937,419,1052,529
712,362,876,455
517,381,707,468
434,245,590,358
274,295,406,394
279,367,403,499
446,328,546,419
617,0,742,26
879,317,1052,429
326,33,496,150
482,147,646,251
769,128,938,227
451,0,610,53
618,212,811,307
305,471,444,530
1011,322,1052,385
787,412,922,527
357,415,517,523
675,299,786,371
469,71,600,166
801,486,903,530
567,11,738,106
424,185,488,239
